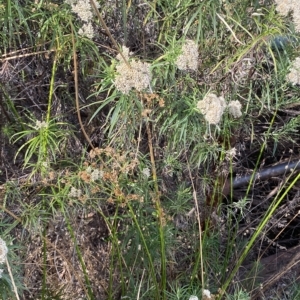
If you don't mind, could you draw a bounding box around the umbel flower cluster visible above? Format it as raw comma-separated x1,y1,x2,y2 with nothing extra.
114,46,152,94
34,120,48,130
66,0,99,38
197,93,242,125
286,56,300,85
0,238,8,278
274,0,300,32
175,39,199,71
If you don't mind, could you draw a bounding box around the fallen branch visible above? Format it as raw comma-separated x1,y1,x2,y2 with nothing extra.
223,159,300,196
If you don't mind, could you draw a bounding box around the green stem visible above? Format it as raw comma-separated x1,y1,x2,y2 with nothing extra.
219,109,280,297
46,52,58,125
220,171,300,297
127,202,160,299
64,213,95,300
145,121,166,299
39,49,58,171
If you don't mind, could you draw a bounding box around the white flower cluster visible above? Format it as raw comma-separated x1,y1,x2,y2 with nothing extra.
225,147,237,161
68,186,82,198
34,120,48,130
116,46,131,61
197,93,226,125
197,93,242,125
202,289,212,299
0,238,8,264
0,238,8,278
78,23,94,38
66,0,100,39
114,46,152,94
286,56,300,85
175,40,199,71
86,166,103,181
274,0,300,32
142,167,150,178
68,0,93,22
228,100,242,118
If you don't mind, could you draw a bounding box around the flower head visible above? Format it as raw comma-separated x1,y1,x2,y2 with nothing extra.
286,57,300,85
175,39,199,71
228,100,242,118
225,147,238,161
274,0,300,32
142,167,150,178
34,120,48,130
116,46,131,62
197,93,226,125
66,0,99,39
78,23,95,39
202,289,212,299
0,238,8,264
294,13,300,32
91,169,103,181
68,187,82,198
72,0,93,22
114,46,152,94
274,0,294,16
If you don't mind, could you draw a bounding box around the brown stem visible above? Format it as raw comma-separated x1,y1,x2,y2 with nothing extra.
89,0,131,67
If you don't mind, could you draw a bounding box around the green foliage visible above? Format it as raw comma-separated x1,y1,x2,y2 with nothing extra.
226,289,251,300
10,114,69,175
0,234,24,300
1,0,300,299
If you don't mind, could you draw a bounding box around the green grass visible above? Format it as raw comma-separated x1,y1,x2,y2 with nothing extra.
0,0,300,299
